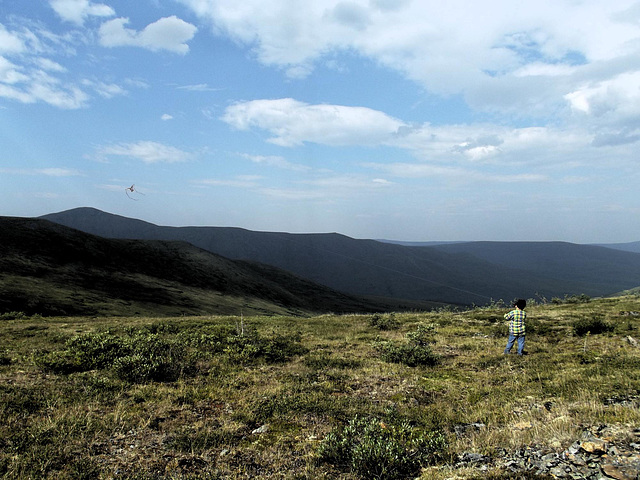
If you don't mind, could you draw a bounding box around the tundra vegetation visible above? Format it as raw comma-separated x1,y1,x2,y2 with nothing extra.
0,295,639,479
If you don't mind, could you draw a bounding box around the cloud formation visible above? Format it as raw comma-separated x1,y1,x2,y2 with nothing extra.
223,98,405,146
49,0,115,25
99,16,197,54
0,4,197,109
182,0,640,134
97,141,192,163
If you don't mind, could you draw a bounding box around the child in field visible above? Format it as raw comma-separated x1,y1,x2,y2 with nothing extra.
503,299,526,355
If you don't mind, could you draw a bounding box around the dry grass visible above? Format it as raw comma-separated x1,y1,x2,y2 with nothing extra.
1,296,639,478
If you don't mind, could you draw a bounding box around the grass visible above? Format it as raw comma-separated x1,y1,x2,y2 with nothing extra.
0,296,639,479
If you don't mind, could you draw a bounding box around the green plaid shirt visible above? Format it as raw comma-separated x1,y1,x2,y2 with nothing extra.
505,309,526,336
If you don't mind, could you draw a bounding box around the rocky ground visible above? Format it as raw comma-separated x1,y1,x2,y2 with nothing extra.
456,424,640,479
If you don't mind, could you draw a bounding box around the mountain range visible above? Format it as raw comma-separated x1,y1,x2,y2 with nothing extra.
1,216,432,317
39,207,640,306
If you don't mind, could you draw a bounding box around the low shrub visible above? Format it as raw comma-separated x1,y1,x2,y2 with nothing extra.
318,415,446,479
35,350,85,374
113,334,193,383
375,323,439,367
0,311,28,320
35,331,194,383
225,329,307,364
368,313,400,330
552,294,591,304
65,332,131,370
375,342,440,367
573,316,614,336
35,324,305,381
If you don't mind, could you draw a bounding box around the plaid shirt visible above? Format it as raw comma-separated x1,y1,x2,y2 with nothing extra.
505,308,526,336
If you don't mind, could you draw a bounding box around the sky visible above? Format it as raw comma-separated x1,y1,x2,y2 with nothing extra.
1,0,640,243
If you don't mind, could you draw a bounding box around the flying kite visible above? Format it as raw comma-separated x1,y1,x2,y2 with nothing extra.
125,184,145,200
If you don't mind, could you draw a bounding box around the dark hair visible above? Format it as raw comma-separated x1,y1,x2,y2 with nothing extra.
515,299,526,310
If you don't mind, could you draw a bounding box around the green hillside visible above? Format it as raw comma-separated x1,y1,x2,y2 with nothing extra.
0,296,638,478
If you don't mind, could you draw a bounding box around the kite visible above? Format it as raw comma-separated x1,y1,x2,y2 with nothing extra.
125,184,145,200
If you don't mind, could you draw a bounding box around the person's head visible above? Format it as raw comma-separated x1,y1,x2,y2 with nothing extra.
514,299,526,310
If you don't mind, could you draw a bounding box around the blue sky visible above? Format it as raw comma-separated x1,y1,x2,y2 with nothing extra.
2,0,640,242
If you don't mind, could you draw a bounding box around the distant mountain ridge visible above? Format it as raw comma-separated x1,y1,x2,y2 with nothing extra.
40,208,640,305
592,241,640,254
1,216,422,317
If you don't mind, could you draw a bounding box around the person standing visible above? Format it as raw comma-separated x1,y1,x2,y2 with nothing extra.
504,299,527,355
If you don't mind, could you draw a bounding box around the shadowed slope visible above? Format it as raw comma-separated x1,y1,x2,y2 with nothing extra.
41,208,640,304
0,217,430,316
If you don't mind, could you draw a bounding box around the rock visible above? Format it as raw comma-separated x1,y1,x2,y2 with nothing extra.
251,424,269,435
601,454,640,480
453,422,486,437
458,452,490,464
454,425,640,479
581,439,607,454
514,421,533,430
602,463,634,480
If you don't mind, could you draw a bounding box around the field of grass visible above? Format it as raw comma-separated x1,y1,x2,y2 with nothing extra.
1,295,639,479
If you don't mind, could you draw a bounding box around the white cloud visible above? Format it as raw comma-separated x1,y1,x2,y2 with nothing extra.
240,153,310,171
222,98,406,146
38,167,83,176
221,98,589,165
565,71,640,120
303,174,394,190
81,79,127,98
0,71,89,109
0,24,26,54
180,0,640,124
0,167,83,176
258,188,328,200
0,23,91,108
161,113,173,120
49,0,115,25
35,58,67,72
99,16,197,54
0,56,28,84
97,141,192,163
176,83,221,91
365,161,547,184
194,175,262,188
255,173,394,201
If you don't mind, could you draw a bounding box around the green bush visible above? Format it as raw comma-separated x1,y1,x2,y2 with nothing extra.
406,323,436,345
35,350,85,374
225,329,307,364
375,323,439,367
376,342,440,367
368,313,400,330
36,332,131,374
0,311,28,320
552,294,591,304
573,316,614,336
35,331,194,383
318,415,446,479
34,324,305,381
113,334,193,383
65,332,131,370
